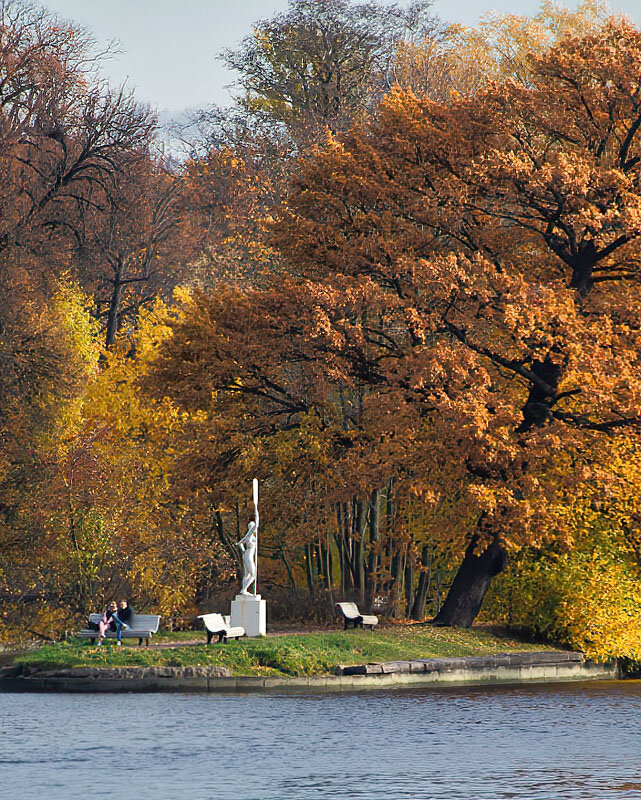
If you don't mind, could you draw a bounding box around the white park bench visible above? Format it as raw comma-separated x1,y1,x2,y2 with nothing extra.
79,613,161,646
336,602,379,631
198,613,245,644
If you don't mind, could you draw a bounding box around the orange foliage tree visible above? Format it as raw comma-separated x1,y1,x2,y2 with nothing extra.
151,20,641,626
271,19,641,625
181,118,288,288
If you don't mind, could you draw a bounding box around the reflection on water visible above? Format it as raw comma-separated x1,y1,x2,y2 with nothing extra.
1,680,640,800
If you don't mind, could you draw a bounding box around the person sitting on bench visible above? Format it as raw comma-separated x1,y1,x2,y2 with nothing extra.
117,599,132,628
98,601,129,646
98,602,118,645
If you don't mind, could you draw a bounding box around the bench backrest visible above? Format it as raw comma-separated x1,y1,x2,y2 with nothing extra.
198,613,227,633
87,612,161,633
336,602,360,619
130,614,161,633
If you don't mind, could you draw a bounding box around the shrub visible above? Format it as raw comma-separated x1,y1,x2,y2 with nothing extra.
485,548,641,661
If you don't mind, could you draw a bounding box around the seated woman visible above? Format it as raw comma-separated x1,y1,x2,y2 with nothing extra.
97,602,119,645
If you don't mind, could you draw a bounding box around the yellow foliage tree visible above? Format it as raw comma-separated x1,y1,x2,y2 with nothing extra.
485,435,641,659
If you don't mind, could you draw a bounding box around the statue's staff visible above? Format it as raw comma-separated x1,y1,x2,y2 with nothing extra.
252,477,259,596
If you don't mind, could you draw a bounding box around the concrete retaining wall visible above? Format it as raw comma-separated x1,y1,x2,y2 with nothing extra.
0,650,619,693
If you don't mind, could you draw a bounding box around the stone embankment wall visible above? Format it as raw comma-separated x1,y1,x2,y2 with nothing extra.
0,650,619,693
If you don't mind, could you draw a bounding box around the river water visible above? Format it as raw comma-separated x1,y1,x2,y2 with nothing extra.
1,681,639,800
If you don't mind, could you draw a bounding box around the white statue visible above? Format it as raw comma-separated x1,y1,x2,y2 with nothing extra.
237,479,259,595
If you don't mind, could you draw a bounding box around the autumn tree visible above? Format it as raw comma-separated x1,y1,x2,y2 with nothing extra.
484,433,641,659
0,280,101,632
72,155,191,348
0,2,155,262
0,0,163,352
0,2,195,634
144,280,463,618
268,19,641,625
180,110,289,287
222,0,437,144
0,292,232,638
179,1,439,291
154,19,641,627
170,0,445,577
391,0,612,100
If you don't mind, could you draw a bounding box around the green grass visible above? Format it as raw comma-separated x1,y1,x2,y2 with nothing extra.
14,625,560,678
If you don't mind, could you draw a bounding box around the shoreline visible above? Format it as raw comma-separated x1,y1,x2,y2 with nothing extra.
0,650,619,693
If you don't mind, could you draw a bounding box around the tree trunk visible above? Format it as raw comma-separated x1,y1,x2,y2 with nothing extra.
325,526,334,607
516,356,562,432
411,544,431,621
314,542,323,587
353,498,365,603
390,544,405,618
404,559,414,618
383,478,395,596
343,501,358,589
304,542,315,598
364,488,380,611
326,531,334,590
335,504,346,595
319,539,330,590
279,546,298,589
433,534,507,628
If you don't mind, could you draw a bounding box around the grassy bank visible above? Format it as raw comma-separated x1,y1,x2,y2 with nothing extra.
13,625,561,678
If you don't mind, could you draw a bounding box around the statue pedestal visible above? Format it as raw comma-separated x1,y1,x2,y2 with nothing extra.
231,593,266,637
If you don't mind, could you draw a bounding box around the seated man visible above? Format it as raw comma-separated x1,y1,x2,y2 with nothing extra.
117,599,133,628
108,599,132,645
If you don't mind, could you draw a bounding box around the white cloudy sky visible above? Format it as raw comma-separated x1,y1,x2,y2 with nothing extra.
40,0,641,114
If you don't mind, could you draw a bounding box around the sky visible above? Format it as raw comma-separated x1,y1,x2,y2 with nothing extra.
40,0,641,116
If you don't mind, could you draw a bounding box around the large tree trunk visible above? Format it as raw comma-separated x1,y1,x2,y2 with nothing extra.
433,534,506,628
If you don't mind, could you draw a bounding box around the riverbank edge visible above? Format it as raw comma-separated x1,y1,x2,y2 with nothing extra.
0,650,619,693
